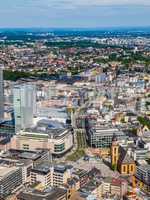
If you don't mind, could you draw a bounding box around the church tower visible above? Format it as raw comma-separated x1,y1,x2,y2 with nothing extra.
111,135,119,167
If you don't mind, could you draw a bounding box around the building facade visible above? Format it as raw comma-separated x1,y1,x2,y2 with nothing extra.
0,165,22,198
136,165,150,192
30,163,72,187
11,128,73,156
88,127,127,148
13,84,36,133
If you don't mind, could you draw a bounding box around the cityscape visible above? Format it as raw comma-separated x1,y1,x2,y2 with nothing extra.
0,1,150,200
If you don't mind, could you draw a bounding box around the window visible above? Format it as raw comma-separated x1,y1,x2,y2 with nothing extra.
23,144,29,150
130,165,134,172
54,143,65,153
123,165,126,173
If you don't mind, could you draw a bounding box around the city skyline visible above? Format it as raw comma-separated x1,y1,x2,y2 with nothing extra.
0,5,150,198
0,0,150,28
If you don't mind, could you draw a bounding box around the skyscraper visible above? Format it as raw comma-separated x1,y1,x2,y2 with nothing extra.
13,84,36,133
0,68,4,121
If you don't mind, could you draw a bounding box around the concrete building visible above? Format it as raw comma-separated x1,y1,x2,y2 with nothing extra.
88,127,127,148
11,121,73,156
132,147,148,161
102,177,128,198
47,81,57,99
79,181,103,200
136,165,150,190
17,187,68,200
0,149,51,183
30,163,73,187
13,84,36,133
1,149,49,165
0,164,22,198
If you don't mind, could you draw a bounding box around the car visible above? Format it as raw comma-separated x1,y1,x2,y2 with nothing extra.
83,155,89,161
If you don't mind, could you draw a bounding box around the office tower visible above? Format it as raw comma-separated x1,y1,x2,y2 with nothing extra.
0,68,4,121
13,84,36,133
47,81,56,99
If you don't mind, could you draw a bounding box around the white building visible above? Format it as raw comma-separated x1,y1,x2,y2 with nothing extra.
30,163,73,187
13,84,36,132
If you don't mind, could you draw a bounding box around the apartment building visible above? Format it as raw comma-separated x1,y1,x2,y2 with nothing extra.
0,164,22,198
30,163,73,187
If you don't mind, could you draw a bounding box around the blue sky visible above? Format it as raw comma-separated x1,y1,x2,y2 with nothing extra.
0,0,150,28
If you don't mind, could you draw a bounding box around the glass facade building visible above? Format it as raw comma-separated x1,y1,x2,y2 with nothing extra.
13,84,36,133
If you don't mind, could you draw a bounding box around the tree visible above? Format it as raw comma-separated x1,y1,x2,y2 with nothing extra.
112,164,117,171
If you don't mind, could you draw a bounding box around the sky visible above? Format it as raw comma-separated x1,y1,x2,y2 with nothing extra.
0,0,150,28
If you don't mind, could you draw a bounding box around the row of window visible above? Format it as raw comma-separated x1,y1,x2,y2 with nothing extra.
54,143,65,153
122,165,134,173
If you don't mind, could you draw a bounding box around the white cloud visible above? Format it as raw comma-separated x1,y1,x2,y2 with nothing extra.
1,0,150,12
47,0,150,6
3,0,150,10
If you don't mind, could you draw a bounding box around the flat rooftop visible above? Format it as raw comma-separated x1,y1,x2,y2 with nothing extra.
0,165,19,180
19,152,40,160
20,118,70,139
32,163,73,175
1,149,48,161
17,187,67,200
22,127,70,139
32,163,51,175
137,164,150,172
90,127,126,137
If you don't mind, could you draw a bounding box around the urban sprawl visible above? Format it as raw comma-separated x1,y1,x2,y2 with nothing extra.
0,30,150,200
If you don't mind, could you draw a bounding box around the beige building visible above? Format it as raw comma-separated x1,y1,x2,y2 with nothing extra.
102,177,128,198
11,127,73,156
30,163,73,188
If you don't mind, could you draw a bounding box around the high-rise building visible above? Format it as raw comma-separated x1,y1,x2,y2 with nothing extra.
47,81,56,99
13,84,36,133
0,68,4,121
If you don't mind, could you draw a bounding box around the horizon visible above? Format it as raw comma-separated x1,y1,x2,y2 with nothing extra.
0,26,150,30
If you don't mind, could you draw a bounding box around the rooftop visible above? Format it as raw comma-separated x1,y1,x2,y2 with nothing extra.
137,164,150,172
17,187,67,200
0,165,19,180
32,163,73,175
1,149,48,162
90,126,126,137
21,119,71,139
